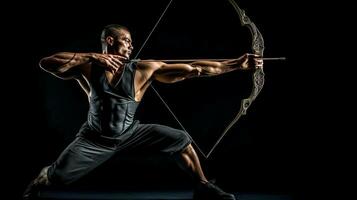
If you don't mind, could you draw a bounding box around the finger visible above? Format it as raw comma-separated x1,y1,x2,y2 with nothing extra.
105,55,121,67
247,53,262,59
254,59,264,68
241,59,249,70
106,60,120,72
111,59,125,73
254,58,264,64
112,63,120,72
255,64,263,68
97,55,117,73
112,58,124,66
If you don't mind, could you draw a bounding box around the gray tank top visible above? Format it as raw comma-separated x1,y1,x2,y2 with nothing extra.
87,61,139,137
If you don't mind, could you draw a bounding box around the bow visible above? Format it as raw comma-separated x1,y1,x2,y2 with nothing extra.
206,0,265,157
135,0,265,159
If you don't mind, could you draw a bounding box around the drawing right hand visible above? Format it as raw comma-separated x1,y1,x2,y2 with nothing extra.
92,54,128,74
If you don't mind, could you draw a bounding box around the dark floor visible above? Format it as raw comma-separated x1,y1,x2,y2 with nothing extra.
38,189,293,200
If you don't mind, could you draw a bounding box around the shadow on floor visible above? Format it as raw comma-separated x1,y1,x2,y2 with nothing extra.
39,189,293,200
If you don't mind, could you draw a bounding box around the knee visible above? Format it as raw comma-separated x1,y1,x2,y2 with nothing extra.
172,144,193,160
181,144,194,155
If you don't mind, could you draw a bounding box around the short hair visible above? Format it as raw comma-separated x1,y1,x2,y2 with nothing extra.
100,24,129,42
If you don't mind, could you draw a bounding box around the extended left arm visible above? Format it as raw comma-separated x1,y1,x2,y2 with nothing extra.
153,53,262,83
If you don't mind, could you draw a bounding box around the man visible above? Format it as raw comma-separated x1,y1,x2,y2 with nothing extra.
24,24,263,200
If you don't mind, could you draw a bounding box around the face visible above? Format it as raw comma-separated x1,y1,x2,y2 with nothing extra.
108,29,133,59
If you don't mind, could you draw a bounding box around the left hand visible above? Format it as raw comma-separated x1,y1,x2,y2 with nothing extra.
240,53,263,70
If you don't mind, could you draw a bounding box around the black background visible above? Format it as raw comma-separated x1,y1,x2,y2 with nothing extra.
4,0,350,199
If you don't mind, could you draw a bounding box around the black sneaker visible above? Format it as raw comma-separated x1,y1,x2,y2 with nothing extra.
23,179,41,200
193,180,236,200
23,167,50,200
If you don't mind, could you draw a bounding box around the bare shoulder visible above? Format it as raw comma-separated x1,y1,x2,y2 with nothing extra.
136,61,164,77
136,60,163,71
135,60,164,82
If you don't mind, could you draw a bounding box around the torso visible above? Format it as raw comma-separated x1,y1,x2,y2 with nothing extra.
78,61,160,102
105,62,159,102
84,62,142,136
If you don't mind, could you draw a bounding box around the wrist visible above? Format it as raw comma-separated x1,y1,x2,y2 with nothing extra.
87,53,97,62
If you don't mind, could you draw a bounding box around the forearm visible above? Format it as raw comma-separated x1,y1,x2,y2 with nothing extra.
153,58,243,83
190,59,237,77
39,52,94,74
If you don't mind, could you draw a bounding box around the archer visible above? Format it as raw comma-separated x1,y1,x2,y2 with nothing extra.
23,24,262,200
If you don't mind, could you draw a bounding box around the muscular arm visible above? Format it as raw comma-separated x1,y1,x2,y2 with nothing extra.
39,52,93,80
151,53,261,83
39,52,127,80
40,52,127,97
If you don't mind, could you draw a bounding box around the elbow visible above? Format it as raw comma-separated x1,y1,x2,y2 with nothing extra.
38,53,81,80
39,56,61,74
39,57,53,72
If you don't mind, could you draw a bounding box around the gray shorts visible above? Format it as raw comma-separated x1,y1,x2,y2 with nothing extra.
47,122,191,184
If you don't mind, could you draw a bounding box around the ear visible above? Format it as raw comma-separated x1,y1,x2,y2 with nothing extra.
105,36,114,46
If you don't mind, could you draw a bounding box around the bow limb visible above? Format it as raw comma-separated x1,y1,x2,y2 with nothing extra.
206,0,265,158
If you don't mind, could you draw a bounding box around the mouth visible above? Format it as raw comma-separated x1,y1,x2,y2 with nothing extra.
126,49,132,56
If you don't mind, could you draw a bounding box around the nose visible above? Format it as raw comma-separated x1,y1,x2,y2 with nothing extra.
128,43,134,51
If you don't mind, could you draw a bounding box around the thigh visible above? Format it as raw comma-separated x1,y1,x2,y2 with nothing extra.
118,124,192,155
48,136,116,184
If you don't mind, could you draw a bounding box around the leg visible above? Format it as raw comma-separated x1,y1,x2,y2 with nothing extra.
173,144,208,183
23,135,116,199
173,144,236,200
116,124,205,181
122,124,235,200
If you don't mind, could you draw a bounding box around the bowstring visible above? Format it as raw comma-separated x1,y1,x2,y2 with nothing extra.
134,0,207,158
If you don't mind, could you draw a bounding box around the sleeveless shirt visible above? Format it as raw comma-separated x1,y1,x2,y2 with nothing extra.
87,61,139,137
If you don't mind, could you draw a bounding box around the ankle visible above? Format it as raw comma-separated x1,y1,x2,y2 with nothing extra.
37,166,51,186
196,177,208,185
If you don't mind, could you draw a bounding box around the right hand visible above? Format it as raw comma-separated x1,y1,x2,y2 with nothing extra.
92,54,128,74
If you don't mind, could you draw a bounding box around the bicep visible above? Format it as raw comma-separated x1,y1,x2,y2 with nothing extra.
153,63,199,83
